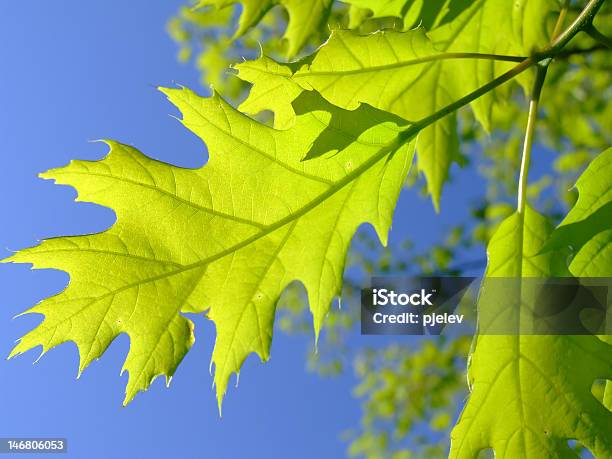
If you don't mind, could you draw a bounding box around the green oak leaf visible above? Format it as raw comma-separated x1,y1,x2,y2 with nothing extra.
5,86,416,409
235,0,557,209
341,0,407,20
195,0,333,57
546,147,612,277
341,0,461,30
546,146,612,413
450,206,612,458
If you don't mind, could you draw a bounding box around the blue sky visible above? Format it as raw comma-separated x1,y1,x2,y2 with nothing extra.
0,2,520,458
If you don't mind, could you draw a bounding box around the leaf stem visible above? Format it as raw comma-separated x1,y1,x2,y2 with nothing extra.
585,24,612,48
516,64,548,214
410,59,534,134
551,0,570,41
514,0,605,214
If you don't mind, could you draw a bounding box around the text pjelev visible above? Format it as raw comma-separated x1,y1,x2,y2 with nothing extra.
370,288,464,327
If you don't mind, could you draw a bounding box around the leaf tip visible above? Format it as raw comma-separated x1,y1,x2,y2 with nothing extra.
122,386,137,407
216,392,224,418
158,84,195,103
0,249,18,265
12,305,39,320
7,339,36,361
33,348,47,364
157,85,177,98
313,320,322,354
7,346,21,361
431,194,442,214
38,168,59,181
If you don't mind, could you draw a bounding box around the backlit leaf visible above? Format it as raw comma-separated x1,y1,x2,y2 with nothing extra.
450,206,612,458
5,85,416,409
236,0,557,209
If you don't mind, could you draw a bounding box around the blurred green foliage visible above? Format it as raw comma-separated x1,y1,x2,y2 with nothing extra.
347,337,471,459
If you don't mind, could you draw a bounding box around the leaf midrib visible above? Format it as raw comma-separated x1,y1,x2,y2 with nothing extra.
239,52,515,80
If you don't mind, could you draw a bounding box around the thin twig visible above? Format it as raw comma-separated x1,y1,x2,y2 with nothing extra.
550,0,606,50
585,23,612,48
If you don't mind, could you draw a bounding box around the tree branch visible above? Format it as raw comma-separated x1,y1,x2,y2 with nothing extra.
549,0,606,50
